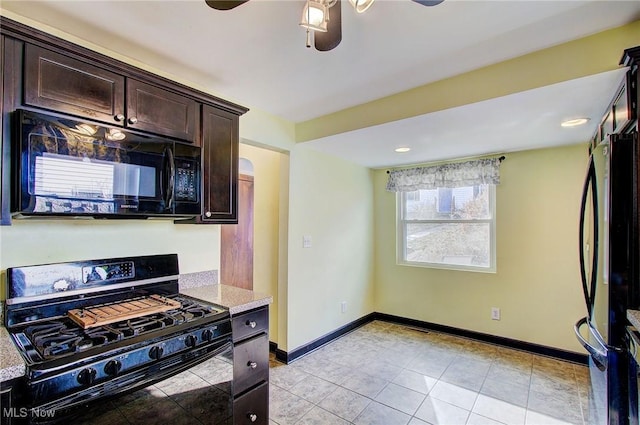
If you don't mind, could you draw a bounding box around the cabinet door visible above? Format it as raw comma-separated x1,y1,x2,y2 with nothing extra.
24,44,125,124
201,104,238,223
126,79,199,143
1,36,21,225
613,74,634,134
1,36,4,226
1,384,12,425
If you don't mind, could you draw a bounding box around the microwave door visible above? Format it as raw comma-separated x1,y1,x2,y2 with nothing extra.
20,111,169,216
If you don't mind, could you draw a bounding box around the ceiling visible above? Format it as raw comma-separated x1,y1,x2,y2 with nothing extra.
2,0,640,168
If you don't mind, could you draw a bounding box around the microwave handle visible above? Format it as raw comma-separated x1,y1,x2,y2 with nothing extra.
164,147,175,210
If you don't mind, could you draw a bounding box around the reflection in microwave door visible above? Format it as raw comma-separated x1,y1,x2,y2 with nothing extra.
52,279,71,292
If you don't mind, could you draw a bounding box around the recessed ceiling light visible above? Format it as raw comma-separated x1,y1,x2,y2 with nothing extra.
395,147,411,153
561,118,590,127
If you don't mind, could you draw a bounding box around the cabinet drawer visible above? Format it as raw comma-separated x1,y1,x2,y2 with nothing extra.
233,333,269,395
233,381,268,425
24,44,125,124
232,308,268,342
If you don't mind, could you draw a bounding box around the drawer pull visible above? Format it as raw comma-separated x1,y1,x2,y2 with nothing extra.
248,413,258,422
248,361,258,369
247,320,257,328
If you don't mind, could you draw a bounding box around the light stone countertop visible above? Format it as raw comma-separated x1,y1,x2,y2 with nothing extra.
0,326,26,382
180,284,272,315
628,310,640,330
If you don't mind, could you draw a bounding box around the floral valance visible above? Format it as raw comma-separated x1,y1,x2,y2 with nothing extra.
386,157,502,192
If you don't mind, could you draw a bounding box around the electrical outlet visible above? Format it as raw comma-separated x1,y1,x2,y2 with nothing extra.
491,307,501,320
341,301,347,313
303,235,312,248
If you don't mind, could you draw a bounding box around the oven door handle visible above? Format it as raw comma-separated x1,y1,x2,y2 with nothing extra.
575,316,608,370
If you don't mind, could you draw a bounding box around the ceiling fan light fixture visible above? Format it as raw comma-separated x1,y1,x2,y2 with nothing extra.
300,0,329,32
349,0,375,13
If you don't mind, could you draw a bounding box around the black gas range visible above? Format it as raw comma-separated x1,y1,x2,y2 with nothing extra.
4,254,231,423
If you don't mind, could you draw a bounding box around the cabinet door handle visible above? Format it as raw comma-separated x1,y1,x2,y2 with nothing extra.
248,361,258,369
114,114,125,122
247,320,257,328
248,413,258,422
128,117,138,125
205,211,212,218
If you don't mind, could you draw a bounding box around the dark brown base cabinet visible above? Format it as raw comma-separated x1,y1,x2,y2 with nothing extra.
232,307,269,425
0,17,247,224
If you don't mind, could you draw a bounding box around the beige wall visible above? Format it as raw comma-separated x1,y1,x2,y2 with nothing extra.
374,143,589,352
0,220,221,294
238,143,287,343
285,145,376,352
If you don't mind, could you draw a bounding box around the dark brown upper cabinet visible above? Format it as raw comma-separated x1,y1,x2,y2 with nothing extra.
24,44,199,144
24,44,126,126
200,104,239,224
127,79,198,143
1,16,248,225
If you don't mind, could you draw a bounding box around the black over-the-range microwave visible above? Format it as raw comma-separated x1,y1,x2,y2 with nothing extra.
12,109,202,219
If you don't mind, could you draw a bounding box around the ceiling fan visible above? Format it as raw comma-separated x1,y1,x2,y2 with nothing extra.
204,0,444,52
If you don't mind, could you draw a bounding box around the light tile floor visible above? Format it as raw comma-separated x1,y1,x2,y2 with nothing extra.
268,320,590,425
67,319,590,425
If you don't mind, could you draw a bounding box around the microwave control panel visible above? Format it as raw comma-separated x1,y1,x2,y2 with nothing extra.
175,159,198,202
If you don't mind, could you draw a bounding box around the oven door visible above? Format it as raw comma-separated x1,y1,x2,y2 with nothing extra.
14,109,200,218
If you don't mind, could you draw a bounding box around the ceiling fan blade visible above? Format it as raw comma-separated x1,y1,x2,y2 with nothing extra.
314,0,342,52
205,0,249,11
411,0,444,6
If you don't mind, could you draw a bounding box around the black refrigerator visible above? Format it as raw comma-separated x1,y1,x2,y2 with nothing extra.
575,131,639,425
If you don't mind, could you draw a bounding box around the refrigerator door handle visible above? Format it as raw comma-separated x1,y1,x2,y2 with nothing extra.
575,316,608,370
579,156,599,317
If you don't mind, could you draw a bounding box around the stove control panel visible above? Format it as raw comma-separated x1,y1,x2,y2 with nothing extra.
82,261,135,283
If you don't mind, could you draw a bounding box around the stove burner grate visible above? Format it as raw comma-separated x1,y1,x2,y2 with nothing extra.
103,315,177,338
19,295,224,361
25,321,123,358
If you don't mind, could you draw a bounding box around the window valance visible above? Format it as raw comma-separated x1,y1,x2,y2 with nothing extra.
386,157,502,192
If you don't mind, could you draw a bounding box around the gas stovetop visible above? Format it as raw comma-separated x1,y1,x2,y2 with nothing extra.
4,254,233,421
11,295,227,364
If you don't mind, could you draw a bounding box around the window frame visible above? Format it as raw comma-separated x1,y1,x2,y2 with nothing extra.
396,184,497,273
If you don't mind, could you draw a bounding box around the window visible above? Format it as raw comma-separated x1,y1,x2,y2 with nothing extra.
397,184,496,272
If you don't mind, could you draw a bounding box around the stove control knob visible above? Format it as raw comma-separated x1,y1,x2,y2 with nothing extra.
185,335,198,348
77,368,97,386
149,345,164,360
202,329,213,342
104,360,122,376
